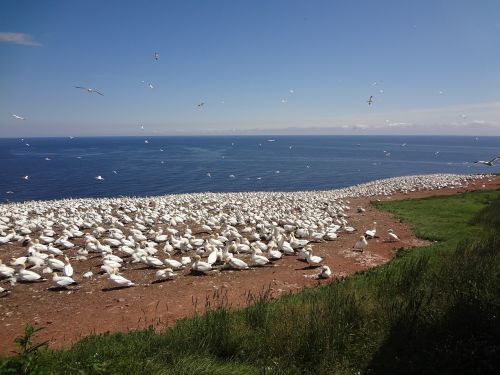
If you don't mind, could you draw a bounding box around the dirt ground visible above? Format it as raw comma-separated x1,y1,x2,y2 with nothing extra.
0,176,498,355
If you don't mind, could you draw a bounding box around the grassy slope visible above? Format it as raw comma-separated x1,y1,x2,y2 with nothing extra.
2,190,499,375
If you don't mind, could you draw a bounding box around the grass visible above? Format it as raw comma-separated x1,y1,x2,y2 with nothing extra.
1,189,499,374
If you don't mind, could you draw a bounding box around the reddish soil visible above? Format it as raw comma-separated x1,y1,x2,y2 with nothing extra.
0,176,498,356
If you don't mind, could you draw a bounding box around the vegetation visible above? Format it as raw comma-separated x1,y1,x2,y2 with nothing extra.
1,190,499,374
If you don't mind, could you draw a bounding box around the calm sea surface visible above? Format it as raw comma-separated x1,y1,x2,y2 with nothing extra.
0,135,498,202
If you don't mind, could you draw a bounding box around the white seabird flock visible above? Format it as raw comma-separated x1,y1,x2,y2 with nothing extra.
0,174,489,293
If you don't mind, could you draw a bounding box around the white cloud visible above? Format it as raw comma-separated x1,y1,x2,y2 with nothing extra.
0,32,41,46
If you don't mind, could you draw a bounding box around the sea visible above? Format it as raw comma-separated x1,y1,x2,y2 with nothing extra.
0,135,498,203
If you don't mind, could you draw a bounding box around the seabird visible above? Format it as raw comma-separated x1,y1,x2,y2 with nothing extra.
75,86,104,96
12,114,25,120
367,96,373,105
474,156,500,167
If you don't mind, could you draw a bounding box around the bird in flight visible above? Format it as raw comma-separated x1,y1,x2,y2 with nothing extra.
197,102,205,108
367,96,374,105
474,156,500,166
22,175,29,180
153,52,159,61
95,175,104,180
75,86,104,96
12,114,25,120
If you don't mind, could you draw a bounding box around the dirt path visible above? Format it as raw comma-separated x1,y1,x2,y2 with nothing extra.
0,176,498,355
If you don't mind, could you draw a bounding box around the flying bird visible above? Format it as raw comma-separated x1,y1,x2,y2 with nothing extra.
95,175,104,180
474,156,500,166
197,102,205,108
12,114,25,120
367,96,374,105
75,86,104,96
153,52,159,61
22,175,29,181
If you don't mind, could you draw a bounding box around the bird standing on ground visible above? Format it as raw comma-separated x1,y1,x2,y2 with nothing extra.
365,222,377,239
353,236,368,252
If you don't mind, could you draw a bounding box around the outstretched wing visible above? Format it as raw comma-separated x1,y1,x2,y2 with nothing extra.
74,86,87,90
490,156,500,163
92,90,104,96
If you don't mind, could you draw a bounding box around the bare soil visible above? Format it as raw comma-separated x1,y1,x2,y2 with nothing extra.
0,176,498,355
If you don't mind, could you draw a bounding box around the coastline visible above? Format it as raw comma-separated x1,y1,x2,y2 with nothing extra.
0,173,498,354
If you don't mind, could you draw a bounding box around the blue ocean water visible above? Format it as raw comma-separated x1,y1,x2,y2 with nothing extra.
0,136,498,203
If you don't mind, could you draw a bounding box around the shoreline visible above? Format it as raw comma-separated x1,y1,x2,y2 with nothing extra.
0,173,498,355
0,173,491,207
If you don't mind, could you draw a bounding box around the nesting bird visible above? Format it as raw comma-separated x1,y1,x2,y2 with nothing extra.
387,229,400,242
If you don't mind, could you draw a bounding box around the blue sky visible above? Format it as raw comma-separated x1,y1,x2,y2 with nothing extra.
1,0,499,136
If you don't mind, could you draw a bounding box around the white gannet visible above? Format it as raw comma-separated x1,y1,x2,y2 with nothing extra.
387,229,400,242
63,257,74,277
318,265,332,279
251,248,270,266
47,255,65,270
305,249,323,267
18,264,42,282
108,269,135,287
353,235,368,252
474,156,500,167
75,86,104,96
191,255,212,274
224,256,249,270
52,272,76,288
364,222,377,239
155,268,177,280
163,254,185,270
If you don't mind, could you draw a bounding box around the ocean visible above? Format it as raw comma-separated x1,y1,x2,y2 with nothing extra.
0,135,498,203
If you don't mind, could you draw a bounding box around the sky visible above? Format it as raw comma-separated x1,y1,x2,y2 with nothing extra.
1,0,500,137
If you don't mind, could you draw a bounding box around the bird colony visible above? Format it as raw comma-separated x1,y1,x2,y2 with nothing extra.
0,174,487,294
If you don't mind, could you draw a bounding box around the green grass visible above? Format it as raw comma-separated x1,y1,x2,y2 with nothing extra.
2,189,499,375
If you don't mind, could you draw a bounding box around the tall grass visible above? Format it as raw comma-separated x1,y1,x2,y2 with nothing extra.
2,190,499,374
